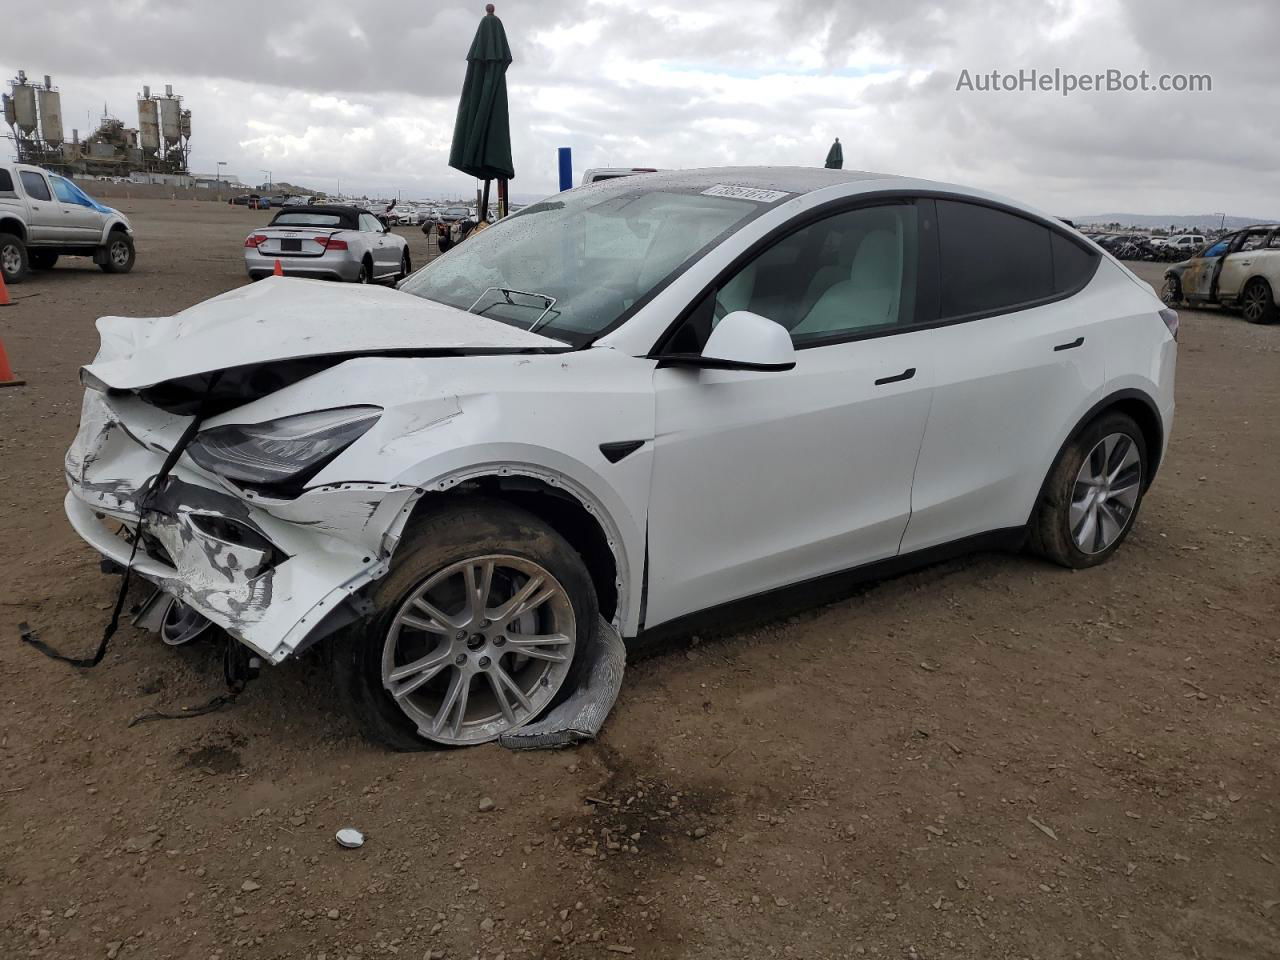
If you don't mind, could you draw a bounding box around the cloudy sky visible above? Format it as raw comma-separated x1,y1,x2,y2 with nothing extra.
2,0,1276,216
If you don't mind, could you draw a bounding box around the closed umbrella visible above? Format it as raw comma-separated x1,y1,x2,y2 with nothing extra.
449,4,515,221
824,137,843,170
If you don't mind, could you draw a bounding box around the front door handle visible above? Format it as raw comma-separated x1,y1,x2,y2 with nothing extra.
1053,336,1085,352
874,367,916,386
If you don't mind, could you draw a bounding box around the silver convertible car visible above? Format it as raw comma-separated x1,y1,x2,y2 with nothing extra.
243,205,411,283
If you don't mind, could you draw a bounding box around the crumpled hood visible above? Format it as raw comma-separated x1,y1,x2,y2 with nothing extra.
83,276,562,391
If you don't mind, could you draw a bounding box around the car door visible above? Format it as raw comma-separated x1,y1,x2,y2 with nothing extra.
1180,234,1233,302
359,213,391,276
49,175,104,243
1216,228,1272,300
644,200,935,628
899,198,1106,554
18,169,63,242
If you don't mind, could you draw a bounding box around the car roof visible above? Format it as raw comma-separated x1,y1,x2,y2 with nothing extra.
578,166,899,196
270,205,363,228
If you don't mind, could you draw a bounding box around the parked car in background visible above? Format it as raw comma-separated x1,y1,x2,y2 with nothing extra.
1161,233,1205,255
243,204,411,283
437,205,473,224
0,162,135,283
1162,225,1279,323
67,167,1175,748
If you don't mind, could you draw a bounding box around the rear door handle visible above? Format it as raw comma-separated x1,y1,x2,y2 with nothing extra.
874,367,916,385
1053,336,1085,352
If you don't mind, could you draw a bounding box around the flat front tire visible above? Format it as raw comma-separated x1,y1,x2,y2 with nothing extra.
333,499,599,750
1030,412,1148,569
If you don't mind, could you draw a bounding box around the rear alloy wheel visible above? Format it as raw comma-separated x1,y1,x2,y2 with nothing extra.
397,250,412,281
1241,278,1277,325
0,232,28,284
356,261,370,284
99,233,135,274
334,500,598,749
1030,412,1147,568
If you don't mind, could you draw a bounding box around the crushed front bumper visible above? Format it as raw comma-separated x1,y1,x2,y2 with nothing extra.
65,392,414,664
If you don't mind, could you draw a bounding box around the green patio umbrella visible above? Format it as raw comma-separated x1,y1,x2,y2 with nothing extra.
824,137,843,169
449,4,515,221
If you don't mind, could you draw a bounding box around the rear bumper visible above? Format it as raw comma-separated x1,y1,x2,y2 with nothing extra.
243,249,360,282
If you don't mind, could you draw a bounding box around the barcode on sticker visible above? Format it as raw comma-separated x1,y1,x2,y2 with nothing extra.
701,184,790,203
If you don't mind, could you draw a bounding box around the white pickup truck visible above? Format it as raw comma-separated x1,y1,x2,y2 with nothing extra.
0,162,135,284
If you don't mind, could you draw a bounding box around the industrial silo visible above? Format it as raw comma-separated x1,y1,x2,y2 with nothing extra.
37,76,63,146
159,85,181,142
12,72,37,136
137,94,160,153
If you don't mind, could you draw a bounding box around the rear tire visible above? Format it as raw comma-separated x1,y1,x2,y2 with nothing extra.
333,499,599,750
1241,278,1277,325
99,233,135,274
1029,412,1148,569
28,250,58,270
0,232,28,284
397,250,411,281
1159,274,1181,306
356,259,370,284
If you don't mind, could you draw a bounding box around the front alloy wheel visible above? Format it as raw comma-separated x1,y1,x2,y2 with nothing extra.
382,556,577,745
334,499,598,750
1159,275,1181,306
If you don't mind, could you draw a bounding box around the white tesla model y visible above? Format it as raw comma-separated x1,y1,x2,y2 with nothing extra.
65,168,1177,747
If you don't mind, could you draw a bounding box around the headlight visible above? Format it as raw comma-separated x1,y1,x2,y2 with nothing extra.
187,406,381,485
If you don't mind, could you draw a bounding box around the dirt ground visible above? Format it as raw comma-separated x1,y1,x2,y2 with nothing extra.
1,199,1278,960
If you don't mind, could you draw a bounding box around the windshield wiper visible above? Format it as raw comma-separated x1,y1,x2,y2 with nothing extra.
466,286,559,333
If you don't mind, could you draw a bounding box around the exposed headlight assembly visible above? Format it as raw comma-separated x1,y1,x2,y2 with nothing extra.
187,406,381,486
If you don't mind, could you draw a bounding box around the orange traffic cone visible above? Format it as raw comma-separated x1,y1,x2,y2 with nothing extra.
0,269,10,307
273,259,283,277
0,337,24,388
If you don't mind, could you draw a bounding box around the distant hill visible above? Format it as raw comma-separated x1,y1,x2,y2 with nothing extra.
1075,213,1272,231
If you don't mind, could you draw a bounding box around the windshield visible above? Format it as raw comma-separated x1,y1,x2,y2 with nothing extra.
400,185,763,346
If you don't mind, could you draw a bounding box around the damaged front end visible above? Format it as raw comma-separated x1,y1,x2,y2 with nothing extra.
65,384,418,664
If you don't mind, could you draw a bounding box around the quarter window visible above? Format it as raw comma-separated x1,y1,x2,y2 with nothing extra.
1050,232,1099,295
936,200,1054,319
0,169,13,193
20,170,52,202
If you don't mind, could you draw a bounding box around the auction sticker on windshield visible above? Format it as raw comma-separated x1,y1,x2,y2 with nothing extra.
701,184,791,203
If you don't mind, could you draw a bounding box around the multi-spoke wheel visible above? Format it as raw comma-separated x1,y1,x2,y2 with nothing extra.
334,500,598,750
1069,433,1142,555
1030,412,1148,568
160,597,215,646
382,556,577,745
1241,278,1277,325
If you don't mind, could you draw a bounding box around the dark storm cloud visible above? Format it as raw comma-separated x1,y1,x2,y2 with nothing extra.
1,0,1275,214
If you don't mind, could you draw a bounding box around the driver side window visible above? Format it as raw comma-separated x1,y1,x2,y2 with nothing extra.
666,203,918,353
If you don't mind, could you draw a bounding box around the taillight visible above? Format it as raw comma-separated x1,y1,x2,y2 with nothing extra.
316,236,348,251
244,234,268,248
1158,307,1179,341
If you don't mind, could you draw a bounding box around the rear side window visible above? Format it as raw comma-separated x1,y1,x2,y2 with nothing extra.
1050,232,1099,294
20,170,52,202
936,200,1053,319
0,169,13,193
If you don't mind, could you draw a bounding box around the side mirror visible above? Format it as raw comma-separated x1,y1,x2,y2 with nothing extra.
659,311,796,372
